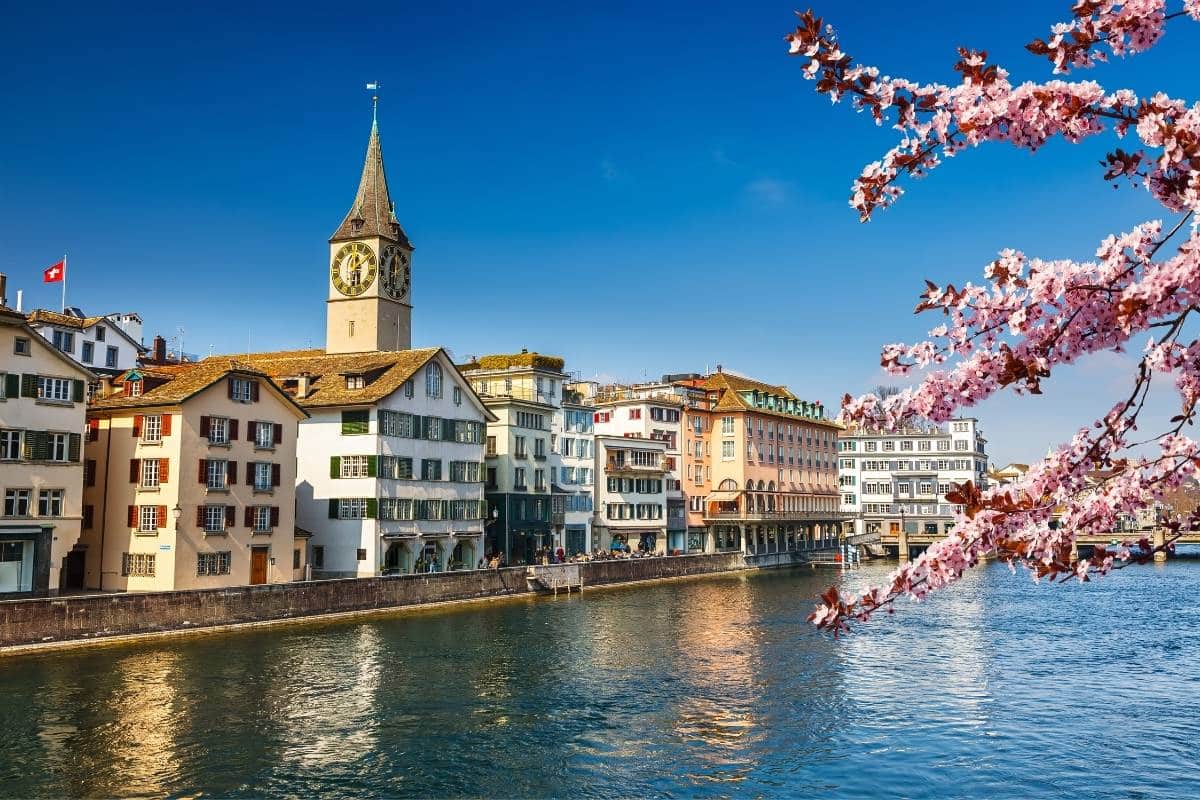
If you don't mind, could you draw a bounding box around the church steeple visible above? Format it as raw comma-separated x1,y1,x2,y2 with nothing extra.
329,120,411,247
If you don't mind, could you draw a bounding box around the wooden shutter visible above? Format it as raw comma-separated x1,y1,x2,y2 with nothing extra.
83,505,94,529
21,374,37,398
197,506,205,527
271,463,281,487
68,433,81,462
328,499,338,519
270,506,280,527
228,461,238,485
250,381,260,402
198,459,207,483
35,432,50,461
330,456,341,478
127,505,137,527
85,459,96,487
224,505,235,527
367,455,377,477
246,421,256,442
228,378,235,400
273,423,282,445
244,506,254,527
159,458,170,484
3,374,17,399
87,418,99,442
156,506,166,529
200,416,211,438
129,458,140,483
366,498,378,519
71,379,85,403
246,462,255,486
132,415,143,438
229,420,239,440
161,414,172,436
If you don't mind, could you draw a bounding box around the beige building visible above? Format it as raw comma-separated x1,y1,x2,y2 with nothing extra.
0,296,94,595
81,360,308,591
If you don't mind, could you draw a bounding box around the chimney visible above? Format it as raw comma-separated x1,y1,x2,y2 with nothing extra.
0,273,6,307
15,289,22,312
152,335,167,363
716,364,723,373
296,372,312,399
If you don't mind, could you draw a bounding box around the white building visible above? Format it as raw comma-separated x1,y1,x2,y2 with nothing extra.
592,434,669,554
590,386,686,552
26,309,144,379
554,388,594,555
0,294,94,595
838,418,988,552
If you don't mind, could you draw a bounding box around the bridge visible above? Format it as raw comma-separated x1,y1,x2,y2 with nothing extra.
852,527,1200,563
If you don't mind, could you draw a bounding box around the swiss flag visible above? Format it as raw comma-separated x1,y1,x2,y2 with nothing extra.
42,260,65,283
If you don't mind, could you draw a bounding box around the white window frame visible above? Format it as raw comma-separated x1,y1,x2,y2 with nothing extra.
0,430,20,460
254,506,272,532
255,461,273,491
142,414,162,443
255,422,274,449
208,417,229,445
341,455,370,479
139,505,158,532
38,376,72,402
204,505,226,532
38,489,64,517
231,379,253,403
141,458,161,488
207,459,228,490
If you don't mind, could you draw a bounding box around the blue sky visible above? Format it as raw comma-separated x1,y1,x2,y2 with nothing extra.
3,0,1198,465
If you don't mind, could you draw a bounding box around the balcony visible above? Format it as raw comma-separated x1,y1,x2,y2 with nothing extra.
606,456,665,473
703,508,849,522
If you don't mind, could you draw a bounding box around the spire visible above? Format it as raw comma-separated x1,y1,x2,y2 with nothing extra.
330,118,411,246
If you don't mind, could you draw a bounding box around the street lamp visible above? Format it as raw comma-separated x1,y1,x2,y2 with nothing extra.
172,504,182,522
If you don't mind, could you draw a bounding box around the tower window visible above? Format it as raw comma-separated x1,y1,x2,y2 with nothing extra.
348,321,356,338
425,363,443,398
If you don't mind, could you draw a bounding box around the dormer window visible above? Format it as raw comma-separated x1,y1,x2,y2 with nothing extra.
127,378,143,397
346,375,366,390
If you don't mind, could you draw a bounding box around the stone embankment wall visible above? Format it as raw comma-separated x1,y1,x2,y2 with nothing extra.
0,552,750,649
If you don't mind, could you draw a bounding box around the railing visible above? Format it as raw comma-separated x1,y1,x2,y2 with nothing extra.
704,509,848,521
472,385,556,405
606,457,665,472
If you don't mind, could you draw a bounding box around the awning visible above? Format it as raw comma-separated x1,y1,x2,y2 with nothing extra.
706,490,741,503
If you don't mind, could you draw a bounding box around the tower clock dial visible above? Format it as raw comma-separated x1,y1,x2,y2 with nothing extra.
381,245,410,300
331,242,378,296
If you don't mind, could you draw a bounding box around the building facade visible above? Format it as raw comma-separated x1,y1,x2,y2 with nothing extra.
0,302,92,595
838,418,988,555
554,388,594,555
690,369,844,557
461,352,566,564
27,309,144,379
82,361,307,591
592,434,669,554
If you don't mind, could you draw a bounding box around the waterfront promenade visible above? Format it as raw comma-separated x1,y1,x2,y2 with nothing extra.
0,561,1195,799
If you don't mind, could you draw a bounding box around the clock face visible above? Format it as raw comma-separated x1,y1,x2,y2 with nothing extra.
381,245,411,300
331,242,378,296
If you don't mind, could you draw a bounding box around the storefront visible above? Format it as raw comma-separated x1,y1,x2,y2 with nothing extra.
0,525,52,597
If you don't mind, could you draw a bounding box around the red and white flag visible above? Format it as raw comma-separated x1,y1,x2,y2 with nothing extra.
42,260,65,283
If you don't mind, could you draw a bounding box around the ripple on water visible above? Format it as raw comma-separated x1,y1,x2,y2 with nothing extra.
1,563,1200,798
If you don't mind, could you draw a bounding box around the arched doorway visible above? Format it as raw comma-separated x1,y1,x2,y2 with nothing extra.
383,542,412,575
451,539,478,570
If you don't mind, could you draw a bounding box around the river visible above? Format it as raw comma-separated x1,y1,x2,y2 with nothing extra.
0,560,1197,799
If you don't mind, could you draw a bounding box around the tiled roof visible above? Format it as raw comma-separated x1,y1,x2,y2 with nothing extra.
27,309,107,329
330,121,411,247
226,347,443,409
702,371,795,398
710,379,842,429
90,359,307,417
0,305,27,323
1,306,96,377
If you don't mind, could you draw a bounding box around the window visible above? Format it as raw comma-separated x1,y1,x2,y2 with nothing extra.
139,505,158,532
721,416,734,434
127,379,143,397
380,498,415,520
207,459,228,490
14,337,31,356
340,499,368,519
197,551,231,575
721,441,734,459
534,469,546,491
341,410,369,435
82,341,94,363
954,440,969,451
208,416,230,444
230,378,253,402
37,489,64,517
403,380,414,398
514,435,527,458
255,422,275,449
426,362,443,398
38,377,72,402
357,548,368,561
421,459,442,480
253,506,272,532
204,505,226,532
293,549,300,570
255,462,273,491
141,458,161,488
105,346,119,368
534,438,546,458
0,430,20,460
52,330,74,353
514,467,527,489
121,553,155,577
594,411,611,424
629,408,641,420
142,414,162,442
95,326,106,342
49,433,69,462
423,416,443,441
883,440,896,451
346,374,366,390
3,489,31,516
453,386,462,405
341,455,372,478
312,546,325,569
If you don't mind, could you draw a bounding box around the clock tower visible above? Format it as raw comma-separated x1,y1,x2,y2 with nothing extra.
326,118,413,354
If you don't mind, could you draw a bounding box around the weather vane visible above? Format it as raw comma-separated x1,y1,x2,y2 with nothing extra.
366,81,381,125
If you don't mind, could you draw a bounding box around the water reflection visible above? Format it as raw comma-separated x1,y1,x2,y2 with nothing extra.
1,564,1199,799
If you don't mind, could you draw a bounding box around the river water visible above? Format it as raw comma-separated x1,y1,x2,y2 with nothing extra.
1,560,1198,799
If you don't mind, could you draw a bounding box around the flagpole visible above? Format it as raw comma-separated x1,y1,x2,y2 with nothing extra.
61,253,67,312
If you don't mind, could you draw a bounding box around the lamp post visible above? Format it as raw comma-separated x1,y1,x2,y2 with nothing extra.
898,505,909,564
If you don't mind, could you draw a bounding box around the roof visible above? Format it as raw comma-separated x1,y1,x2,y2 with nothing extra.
26,309,146,351
89,359,307,417
460,351,565,372
702,371,794,397
0,306,96,378
330,120,411,247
